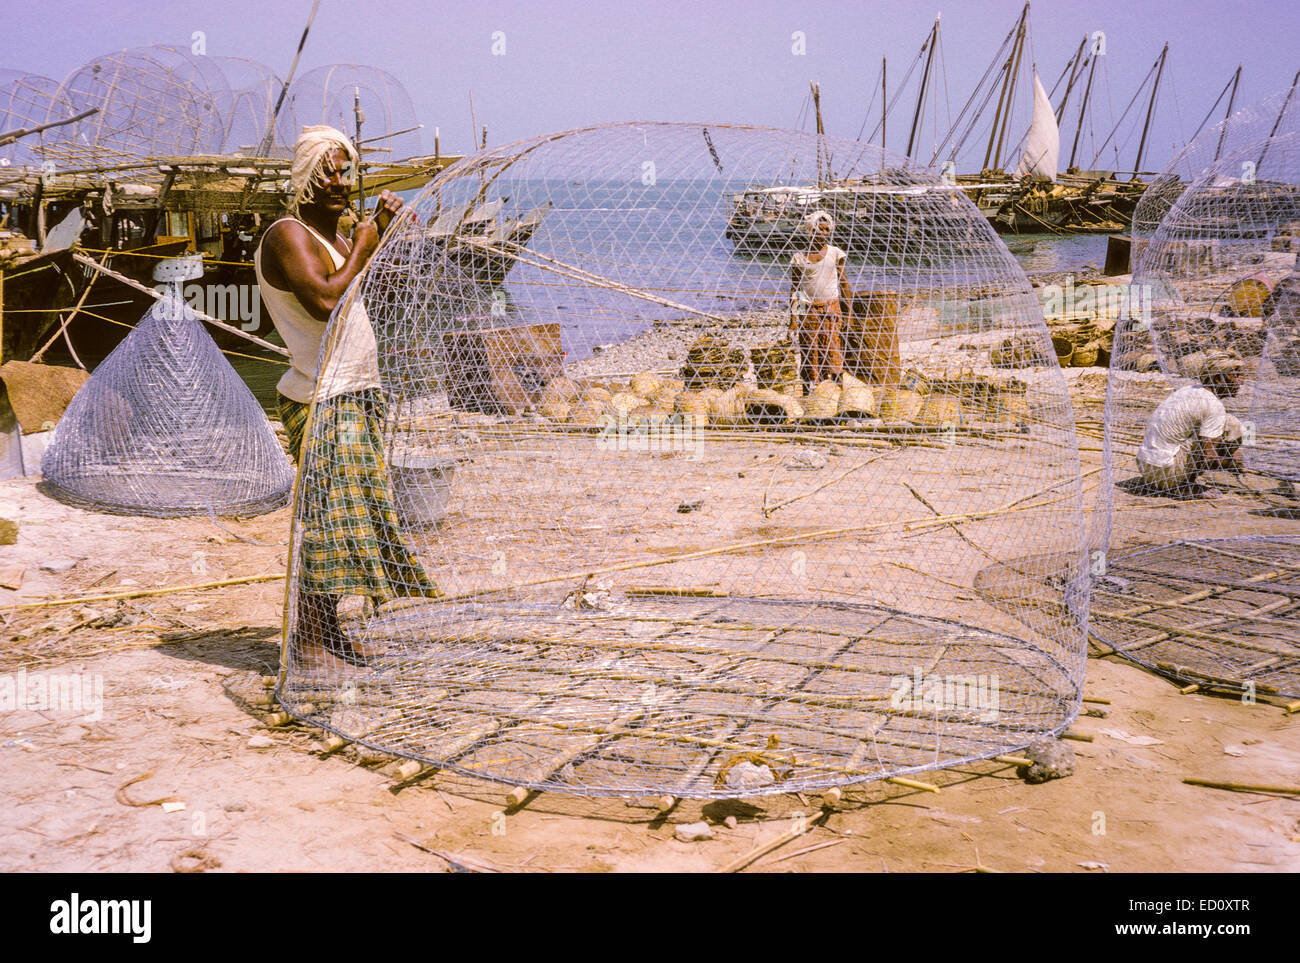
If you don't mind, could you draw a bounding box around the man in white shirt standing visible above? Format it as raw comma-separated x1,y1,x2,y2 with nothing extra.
1136,353,1245,494
789,211,852,391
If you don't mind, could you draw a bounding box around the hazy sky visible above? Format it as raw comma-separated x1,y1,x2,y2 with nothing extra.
8,0,1299,171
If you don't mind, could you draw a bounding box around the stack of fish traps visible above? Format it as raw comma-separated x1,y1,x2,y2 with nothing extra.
679,335,746,391
749,341,801,396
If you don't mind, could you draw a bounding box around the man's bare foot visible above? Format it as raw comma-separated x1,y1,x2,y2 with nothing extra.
291,641,358,676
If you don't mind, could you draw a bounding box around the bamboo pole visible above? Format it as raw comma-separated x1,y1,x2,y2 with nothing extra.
1183,777,1300,796
0,572,285,612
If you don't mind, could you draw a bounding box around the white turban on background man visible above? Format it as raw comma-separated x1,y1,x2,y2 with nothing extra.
804,210,835,233
289,125,358,213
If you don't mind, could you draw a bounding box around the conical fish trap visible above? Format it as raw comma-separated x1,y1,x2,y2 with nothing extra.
42,296,294,517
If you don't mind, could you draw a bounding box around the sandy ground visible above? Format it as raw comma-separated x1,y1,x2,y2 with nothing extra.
1,401,1297,873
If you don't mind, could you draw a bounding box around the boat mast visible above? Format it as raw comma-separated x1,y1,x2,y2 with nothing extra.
1211,64,1242,162
1132,42,1168,178
1055,36,1089,124
983,2,1029,172
258,0,321,157
1068,43,1099,170
811,80,825,186
1257,67,1300,170
881,58,887,152
907,14,940,162
993,8,1029,172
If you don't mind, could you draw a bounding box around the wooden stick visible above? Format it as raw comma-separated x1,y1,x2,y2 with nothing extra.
994,754,1033,767
71,252,290,357
1155,661,1279,694
1183,777,1300,796
887,776,940,793
1082,696,1111,705
717,811,830,873
30,258,100,363
0,573,285,612
1061,730,1093,742
395,759,425,782
483,240,731,325
763,451,894,517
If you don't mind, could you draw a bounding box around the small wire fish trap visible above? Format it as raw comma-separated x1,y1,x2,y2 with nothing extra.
41,287,294,518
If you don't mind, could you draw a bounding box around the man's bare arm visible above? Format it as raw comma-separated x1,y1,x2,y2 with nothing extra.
261,219,378,323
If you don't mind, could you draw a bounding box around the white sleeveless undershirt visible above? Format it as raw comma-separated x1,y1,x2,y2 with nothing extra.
254,217,381,403
792,245,846,303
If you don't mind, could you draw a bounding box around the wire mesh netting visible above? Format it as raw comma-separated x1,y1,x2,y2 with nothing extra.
1092,107,1300,700
41,289,294,518
206,56,283,156
0,69,75,167
278,123,1089,798
276,64,421,162
43,45,232,169
1131,82,1300,243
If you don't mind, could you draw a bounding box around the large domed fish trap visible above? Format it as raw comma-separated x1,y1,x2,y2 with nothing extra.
41,282,294,518
1092,116,1300,701
279,123,1089,798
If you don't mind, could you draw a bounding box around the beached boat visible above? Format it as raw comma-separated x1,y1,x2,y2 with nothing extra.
428,198,552,285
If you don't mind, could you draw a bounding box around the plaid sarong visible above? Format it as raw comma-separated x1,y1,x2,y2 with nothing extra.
280,390,440,601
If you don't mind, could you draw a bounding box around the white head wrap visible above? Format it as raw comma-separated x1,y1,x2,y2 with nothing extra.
804,210,835,233
289,125,358,213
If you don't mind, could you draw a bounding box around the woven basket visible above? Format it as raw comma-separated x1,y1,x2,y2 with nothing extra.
837,371,878,416
674,391,710,427
878,388,924,422
1225,276,1273,317
917,394,963,428
610,392,647,419
1071,341,1100,367
568,387,613,426
802,380,841,420
708,385,749,426
751,342,801,397
844,290,902,386
630,372,661,396
539,375,580,420
1052,334,1075,367
744,388,804,426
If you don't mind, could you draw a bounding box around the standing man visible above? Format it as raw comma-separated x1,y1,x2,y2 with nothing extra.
1136,353,1246,495
255,125,438,673
790,210,852,391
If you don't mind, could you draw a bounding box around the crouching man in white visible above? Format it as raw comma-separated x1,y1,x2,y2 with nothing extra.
1136,353,1245,495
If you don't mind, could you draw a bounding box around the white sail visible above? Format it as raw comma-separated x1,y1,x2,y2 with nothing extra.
1015,69,1059,182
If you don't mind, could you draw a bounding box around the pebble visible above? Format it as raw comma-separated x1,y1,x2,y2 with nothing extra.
785,449,829,471
246,734,276,749
724,761,776,791
724,815,738,829
39,558,77,573
674,821,714,842
1020,738,1075,784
